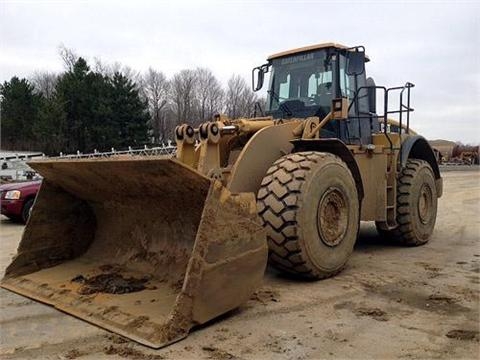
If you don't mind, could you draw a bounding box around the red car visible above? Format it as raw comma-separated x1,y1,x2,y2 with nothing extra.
0,180,41,223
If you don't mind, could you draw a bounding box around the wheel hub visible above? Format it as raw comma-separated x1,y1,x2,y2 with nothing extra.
418,183,433,224
317,187,348,247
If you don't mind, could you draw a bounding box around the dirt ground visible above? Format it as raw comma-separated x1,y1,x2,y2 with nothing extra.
0,170,479,359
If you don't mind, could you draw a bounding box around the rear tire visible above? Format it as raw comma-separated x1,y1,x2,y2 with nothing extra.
21,198,34,224
257,152,359,279
376,159,437,246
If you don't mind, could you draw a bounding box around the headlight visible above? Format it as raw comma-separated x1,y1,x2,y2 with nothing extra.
4,190,21,200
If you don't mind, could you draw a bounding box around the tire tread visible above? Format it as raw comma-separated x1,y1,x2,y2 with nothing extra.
257,152,350,279
377,159,436,246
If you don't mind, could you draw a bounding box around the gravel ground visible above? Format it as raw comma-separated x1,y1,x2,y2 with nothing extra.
0,170,479,360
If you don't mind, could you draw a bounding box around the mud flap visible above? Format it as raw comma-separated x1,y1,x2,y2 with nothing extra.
1,157,267,348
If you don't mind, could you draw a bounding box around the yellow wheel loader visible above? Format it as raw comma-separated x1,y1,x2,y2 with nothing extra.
1,43,442,348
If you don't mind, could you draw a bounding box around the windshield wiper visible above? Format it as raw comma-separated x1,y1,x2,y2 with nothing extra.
267,89,293,117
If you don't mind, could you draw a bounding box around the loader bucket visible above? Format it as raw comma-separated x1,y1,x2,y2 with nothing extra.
1,156,267,348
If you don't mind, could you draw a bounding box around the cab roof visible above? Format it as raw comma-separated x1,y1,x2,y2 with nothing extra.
267,42,370,61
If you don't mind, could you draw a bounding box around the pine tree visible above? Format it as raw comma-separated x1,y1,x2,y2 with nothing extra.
0,77,40,150
34,95,67,155
55,58,115,152
54,57,91,152
109,72,149,148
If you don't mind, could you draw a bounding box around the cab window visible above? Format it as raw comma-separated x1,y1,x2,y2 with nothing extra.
339,54,368,114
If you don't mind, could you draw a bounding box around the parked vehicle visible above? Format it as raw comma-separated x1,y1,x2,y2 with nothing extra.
0,180,41,223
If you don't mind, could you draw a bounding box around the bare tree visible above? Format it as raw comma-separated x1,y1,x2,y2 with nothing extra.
30,71,58,98
93,58,141,85
93,57,110,75
240,86,258,118
58,44,78,71
207,83,224,118
194,68,224,121
141,68,171,142
116,65,142,86
225,74,258,119
170,69,198,125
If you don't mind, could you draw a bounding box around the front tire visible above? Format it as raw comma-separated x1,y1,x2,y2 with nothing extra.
376,159,437,246
21,198,34,224
257,152,359,279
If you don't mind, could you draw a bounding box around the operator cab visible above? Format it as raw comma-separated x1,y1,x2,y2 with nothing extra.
253,43,378,144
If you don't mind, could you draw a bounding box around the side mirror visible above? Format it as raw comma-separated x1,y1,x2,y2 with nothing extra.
346,51,365,76
252,64,269,92
366,77,377,113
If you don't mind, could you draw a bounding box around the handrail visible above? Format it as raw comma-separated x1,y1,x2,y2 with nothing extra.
392,82,414,165
347,85,392,149
346,82,414,155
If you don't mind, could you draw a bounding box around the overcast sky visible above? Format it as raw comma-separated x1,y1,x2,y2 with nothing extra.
1,0,479,143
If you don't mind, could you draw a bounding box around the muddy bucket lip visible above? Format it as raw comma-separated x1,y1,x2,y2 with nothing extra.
0,277,185,348
27,156,212,204
27,155,200,173
29,154,174,163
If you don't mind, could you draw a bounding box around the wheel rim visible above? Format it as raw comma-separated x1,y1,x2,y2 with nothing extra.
418,183,433,224
317,187,348,247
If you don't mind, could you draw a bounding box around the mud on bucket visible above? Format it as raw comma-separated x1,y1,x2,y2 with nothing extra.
1,156,267,348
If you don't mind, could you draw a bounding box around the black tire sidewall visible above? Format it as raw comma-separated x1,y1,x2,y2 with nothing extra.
406,165,437,242
297,160,359,274
21,199,34,224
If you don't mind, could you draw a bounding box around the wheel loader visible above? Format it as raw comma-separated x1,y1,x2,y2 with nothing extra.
1,43,442,348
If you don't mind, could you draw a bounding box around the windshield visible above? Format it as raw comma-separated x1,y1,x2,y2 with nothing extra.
266,50,333,116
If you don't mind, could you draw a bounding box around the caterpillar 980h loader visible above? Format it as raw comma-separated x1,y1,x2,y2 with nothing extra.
1,43,442,348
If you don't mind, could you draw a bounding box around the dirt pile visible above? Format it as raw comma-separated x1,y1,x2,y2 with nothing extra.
445,330,479,341
104,345,165,359
249,288,280,304
71,273,149,295
354,307,389,321
202,346,238,359
63,348,84,359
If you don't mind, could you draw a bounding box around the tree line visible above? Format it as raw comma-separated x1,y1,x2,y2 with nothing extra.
0,47,263,155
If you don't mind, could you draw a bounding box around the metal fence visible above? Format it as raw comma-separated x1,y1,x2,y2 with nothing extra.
56,143,177,159
0,144,177,181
